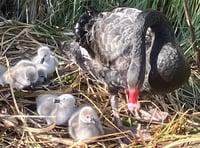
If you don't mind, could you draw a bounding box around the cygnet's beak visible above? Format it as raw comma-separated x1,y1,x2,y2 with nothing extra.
40,58,45,64
41,76,47,83
90,118,96,124
53,99,60,103
40,55,47,64
30,82,36,89
43,77,47,82
23,82,36,90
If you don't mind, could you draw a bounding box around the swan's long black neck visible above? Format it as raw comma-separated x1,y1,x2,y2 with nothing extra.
127,9,176,89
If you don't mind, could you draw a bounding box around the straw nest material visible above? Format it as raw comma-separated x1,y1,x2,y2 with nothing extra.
0,22,200,148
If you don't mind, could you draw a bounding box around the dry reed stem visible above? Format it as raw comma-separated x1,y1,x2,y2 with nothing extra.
0,22,199,147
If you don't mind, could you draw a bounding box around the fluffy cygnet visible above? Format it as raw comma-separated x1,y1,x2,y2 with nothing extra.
68,105,104,141
0,60,38,89
32,46,58,78
36,94,76,125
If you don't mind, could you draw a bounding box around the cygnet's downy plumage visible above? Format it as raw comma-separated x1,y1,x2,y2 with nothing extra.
36,94,76,125
0,60,38,89
32,46,58,79
0,64,7,86
0,64,7,75
68,105,104,141
36,64,48,84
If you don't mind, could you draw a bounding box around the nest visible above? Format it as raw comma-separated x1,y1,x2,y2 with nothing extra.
0,22,200,147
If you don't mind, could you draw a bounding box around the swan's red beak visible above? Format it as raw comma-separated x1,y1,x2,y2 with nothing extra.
127,84,139,111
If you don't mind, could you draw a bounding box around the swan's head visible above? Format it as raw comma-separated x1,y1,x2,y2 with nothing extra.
37,46,51,63
126,48,145,112
57,94,76,107
79,106,98,124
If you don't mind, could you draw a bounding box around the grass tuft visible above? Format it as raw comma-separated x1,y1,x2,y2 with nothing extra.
0,0,200,147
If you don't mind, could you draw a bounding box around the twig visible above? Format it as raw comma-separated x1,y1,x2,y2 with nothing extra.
183,0,200,70
5,57,20,114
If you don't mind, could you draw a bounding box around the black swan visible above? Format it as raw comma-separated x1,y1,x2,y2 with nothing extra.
61,7,190,124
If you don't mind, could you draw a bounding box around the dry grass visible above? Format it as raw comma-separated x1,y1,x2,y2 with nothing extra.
0,19,200,148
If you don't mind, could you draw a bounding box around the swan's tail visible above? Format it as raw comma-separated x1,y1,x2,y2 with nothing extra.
74,8,99,44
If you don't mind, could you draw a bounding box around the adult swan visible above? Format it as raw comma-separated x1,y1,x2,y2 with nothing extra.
61,7,191,126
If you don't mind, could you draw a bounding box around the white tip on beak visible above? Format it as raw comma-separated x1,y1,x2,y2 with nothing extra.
127,103,137,112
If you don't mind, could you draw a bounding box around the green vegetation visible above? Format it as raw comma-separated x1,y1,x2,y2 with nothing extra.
0,0,200,147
